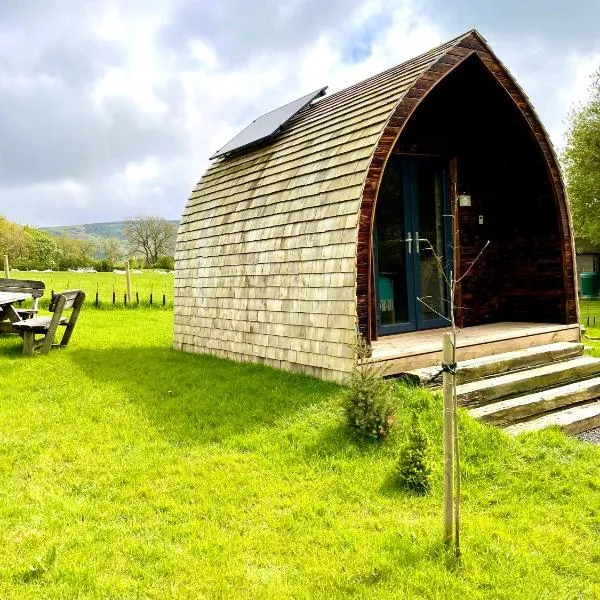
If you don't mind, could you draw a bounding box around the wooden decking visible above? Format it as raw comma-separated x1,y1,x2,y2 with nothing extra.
369,322,581,375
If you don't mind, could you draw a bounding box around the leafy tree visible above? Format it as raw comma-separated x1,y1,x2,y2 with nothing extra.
54,236,98,269
0,216,29,263
55,236,84,269
77,238,97,264
124,216,176,267
22,227,60,269
101,237,122,265
562,68,600,248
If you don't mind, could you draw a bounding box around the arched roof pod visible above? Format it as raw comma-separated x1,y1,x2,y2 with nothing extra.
175,29,577,382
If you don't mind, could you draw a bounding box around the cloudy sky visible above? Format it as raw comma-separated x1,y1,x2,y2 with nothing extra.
1,0,599,227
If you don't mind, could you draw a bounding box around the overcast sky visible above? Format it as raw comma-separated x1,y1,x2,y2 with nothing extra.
1,0,599,227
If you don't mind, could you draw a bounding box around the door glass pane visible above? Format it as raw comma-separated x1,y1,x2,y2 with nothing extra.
376,161,410,327
416,163,448,322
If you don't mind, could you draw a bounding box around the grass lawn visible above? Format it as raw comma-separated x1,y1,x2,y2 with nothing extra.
1,309,600,598
9,270,174,309
581,299,600,354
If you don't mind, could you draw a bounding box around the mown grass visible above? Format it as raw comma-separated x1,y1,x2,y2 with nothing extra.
9,270,174,309
580,300,600,355
580,299,600,325
0,309,599,598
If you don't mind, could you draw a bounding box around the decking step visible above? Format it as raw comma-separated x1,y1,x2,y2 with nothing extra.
405,342,584,386
469,377,600,425
456,356,600,408
505,401,600,436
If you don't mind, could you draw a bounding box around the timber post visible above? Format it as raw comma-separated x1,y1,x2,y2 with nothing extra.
3,255,9,278
442,332,455,548
125,260,132,303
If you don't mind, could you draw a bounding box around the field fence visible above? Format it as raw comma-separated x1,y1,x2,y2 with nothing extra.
37,286,174,310
10,271,174,310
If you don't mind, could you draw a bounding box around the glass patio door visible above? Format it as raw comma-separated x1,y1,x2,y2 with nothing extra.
375,156,451,334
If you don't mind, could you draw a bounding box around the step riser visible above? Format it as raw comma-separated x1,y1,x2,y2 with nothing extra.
473,380,600,425
458,362,600,408
563,411,600,435
505,401,600,436
406,343,584,387
453,345,583,385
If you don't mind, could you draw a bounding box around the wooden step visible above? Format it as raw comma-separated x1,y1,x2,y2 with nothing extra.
369,323,580,375
470,377,600,425
456,356,600,408
505,401,600,436
405,342,584,386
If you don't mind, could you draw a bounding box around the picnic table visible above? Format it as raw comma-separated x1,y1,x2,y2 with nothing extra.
0,291,31,327
0,283,85,354
0,279,45,334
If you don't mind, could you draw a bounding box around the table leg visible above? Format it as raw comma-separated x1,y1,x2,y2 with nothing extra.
0,303,23,334
3,304,22,323
22,331,34,356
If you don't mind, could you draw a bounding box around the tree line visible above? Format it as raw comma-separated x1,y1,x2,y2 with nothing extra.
563,68,600,251
0,215,177,272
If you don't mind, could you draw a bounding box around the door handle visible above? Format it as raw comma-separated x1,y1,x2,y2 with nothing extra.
415,231,420,254
405,232,412,254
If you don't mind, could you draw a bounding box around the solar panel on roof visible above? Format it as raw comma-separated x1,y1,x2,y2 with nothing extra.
210,86,327,160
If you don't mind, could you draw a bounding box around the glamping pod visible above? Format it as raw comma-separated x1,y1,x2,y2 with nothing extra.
175,30,578,383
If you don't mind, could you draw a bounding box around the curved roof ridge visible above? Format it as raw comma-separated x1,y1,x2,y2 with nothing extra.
197,31,482,181
310,29,477,110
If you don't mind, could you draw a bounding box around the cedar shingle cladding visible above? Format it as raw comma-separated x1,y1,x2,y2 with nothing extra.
174,29,575,382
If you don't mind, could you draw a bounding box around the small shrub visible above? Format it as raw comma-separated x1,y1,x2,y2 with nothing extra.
155,255,175,270
342,334,396,440
95,259,114,272
396,414,431,494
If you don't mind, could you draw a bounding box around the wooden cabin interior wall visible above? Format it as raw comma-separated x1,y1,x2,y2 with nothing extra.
394,55,566,327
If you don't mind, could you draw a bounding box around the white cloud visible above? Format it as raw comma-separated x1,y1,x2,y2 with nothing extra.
0,0,598,226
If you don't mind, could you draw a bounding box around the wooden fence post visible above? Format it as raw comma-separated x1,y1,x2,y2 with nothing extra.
3,255,9,278
442,332,454,548
125,261,132,303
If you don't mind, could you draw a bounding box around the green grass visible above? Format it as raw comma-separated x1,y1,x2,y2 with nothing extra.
580,300,600,354
9,270,173,309
1,309,600,598
580,299,600,326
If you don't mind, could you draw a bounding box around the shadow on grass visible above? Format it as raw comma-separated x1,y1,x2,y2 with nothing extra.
70,346,340,446
0,336,23,358
379,471,405,497
303,420,399,463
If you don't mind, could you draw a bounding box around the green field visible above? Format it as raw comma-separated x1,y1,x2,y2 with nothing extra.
10,270,174,308
0,308,599,598
580,298,600,325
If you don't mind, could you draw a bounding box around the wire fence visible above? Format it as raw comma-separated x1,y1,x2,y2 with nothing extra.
9,271,175,311
34,287,174,310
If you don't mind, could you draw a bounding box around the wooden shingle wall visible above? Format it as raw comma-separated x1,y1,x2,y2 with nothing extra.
174,35,467,382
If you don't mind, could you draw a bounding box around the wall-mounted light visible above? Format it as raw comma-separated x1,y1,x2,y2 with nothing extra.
458,194,471,207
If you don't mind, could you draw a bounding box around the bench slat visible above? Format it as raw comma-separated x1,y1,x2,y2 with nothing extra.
14,316,67,331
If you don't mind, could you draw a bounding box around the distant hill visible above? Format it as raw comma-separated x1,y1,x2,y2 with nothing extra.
41,220,180,242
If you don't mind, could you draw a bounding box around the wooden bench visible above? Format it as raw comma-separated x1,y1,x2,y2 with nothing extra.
0,278,45,320
13,290,85,356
